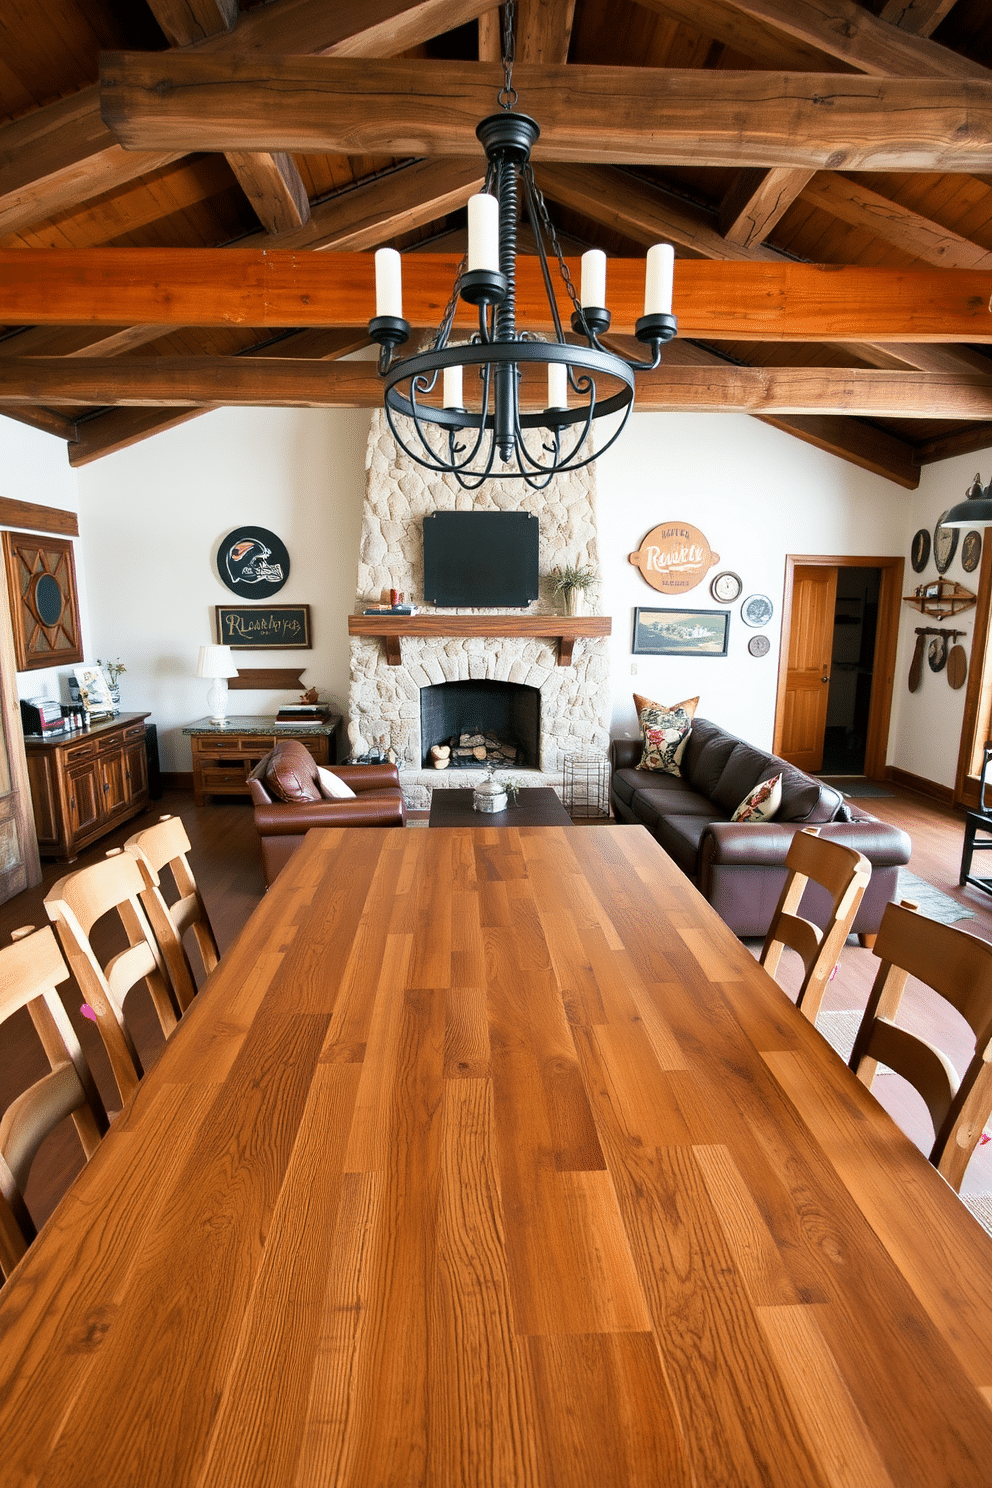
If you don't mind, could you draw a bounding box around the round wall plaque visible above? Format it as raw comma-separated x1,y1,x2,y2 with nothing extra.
710,570,742,603
628,522,720,594
741,594,774,628
217,526,290,597
910,528,931,573
962,530,982,574
748,634,771,657
928,634,947,673
947,644,968,689
933,513,959,575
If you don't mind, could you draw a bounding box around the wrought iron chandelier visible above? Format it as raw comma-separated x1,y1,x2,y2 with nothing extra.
367,1,678,491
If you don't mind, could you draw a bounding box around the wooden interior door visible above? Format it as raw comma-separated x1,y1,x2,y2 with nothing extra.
779,565,838,772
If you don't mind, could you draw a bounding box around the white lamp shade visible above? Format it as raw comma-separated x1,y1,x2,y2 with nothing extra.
197,644,239,679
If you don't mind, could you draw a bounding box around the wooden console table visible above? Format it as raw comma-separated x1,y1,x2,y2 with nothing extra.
23,711,150,861
349,613,611,666
183,714,340,806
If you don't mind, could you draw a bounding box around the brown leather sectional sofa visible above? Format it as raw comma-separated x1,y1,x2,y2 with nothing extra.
610,718,911,941
248,739,406,885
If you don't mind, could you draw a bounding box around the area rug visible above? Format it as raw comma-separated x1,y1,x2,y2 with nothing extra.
963,1194,992,1238
814,1009,867,1063
819,777,894,799
896,870,975,925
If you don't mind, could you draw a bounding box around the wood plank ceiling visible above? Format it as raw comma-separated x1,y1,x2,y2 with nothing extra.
1,0,991,486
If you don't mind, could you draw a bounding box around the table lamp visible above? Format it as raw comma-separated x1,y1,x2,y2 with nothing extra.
197,644,239,724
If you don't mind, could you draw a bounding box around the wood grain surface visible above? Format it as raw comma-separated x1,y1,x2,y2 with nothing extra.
1,824,991,1487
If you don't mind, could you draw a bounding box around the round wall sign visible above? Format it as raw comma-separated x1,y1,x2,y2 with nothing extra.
748,634,771,657
910,528,931,573
217,526,290,597
628,522,720,594
933,513,959,575
741,594,774,628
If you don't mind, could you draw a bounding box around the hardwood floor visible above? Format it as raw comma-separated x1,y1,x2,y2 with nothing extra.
3,781,990,1248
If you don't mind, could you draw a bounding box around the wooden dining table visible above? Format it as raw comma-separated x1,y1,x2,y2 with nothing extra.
2,823,992,1486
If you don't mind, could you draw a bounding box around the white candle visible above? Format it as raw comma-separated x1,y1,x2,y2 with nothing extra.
374,247,403,318
443,364,463,408
467,193,499,272
547,362,568,408
580,249,606,308
644,243,674,316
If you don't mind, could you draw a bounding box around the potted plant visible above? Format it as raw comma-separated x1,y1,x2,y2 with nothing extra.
550,563,596,616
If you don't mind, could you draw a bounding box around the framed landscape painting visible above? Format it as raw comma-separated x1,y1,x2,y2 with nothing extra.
633,607,730,657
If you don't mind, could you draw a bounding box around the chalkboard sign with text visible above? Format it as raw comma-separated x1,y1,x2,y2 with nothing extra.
216,605,311,649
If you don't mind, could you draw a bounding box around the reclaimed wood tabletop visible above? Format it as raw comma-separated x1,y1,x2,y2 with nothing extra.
2,823,992,1487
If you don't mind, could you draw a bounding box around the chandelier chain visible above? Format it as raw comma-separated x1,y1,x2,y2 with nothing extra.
498,0,518,110
523,166,585,328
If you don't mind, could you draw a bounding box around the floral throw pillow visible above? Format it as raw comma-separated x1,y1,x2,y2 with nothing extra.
637,704,693,775
731,773,782,823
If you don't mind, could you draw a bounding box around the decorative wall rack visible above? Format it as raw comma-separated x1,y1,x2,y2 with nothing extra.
903,578,977,618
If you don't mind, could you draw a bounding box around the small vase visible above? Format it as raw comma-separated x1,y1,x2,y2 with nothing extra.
562,588,584,617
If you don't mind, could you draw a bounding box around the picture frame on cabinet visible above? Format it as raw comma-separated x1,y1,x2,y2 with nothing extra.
72,665,114,718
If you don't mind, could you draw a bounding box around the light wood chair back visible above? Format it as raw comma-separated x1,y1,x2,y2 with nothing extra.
760,826,872,1023
124,815,220,1012
849,899,992,1192
44,851,180,1107
0,924,108,1277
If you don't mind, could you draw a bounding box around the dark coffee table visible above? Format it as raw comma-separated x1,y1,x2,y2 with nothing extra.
428,786,572,828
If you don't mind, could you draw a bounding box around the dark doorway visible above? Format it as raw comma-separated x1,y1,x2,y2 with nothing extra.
821,567,881,775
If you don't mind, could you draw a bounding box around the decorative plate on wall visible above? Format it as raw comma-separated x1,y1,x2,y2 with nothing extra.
962,530,982,574
2,531,83,672
217,526,290,597
748,634,771,657
910,529,931,573
710,570,742,603
933,513,959,575
741,594,774,628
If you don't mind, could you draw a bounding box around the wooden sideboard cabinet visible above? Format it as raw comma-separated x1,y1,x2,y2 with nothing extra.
24,712,151,861
183,715,340,806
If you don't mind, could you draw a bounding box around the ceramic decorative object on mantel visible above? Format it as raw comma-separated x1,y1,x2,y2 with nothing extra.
550,563,596,617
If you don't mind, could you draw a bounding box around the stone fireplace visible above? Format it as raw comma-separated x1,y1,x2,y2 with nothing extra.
420,679,540,769
348,412,611,810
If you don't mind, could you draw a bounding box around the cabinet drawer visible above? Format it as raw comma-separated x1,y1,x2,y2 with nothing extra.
200,767,249,788
64,739,97,763
123,723,145,742
196,735,276,756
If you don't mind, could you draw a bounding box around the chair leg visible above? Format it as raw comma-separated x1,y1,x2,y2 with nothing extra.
858,933,876,949
960,820,977,885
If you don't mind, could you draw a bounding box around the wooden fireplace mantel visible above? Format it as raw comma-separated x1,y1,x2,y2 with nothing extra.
348,614,611,666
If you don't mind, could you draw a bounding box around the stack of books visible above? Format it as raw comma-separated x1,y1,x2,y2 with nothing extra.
362,603,418,615
275,704,327,727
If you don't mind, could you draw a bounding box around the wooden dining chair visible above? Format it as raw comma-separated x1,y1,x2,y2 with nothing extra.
849,899,992,1193
759,826,872,1024
123,815,220,1013
44,852,181,1107
0,924,109,1278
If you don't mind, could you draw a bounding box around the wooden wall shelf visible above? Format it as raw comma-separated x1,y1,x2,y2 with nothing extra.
348,614,611,667
903,579,977,618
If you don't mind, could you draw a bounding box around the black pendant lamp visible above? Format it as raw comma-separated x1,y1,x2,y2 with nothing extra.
939,473,992,528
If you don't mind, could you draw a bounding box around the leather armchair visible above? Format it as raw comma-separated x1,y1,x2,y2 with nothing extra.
248,739,406,885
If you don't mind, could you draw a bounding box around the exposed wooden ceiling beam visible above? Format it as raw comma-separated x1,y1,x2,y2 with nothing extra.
877,0,959,35
648,0,986,79
0,0,490,240
838,341,992,375
800,173,992,270
755,413,920,487
68,407,212,466
3,251,990,343
146,0,238,46
515,0,577,62
913,422,992,465
630,0,845,71
719,167,816,248
99,56,992,174
5,356,992,420
0,408,78,442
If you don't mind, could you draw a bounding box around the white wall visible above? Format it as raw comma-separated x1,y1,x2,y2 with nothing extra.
888,447,992,790
8,402,990,786
597,412,909,749
74,406,372,771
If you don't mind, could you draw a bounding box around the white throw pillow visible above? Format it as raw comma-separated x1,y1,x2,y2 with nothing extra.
731,773,782,824
316,765,356,800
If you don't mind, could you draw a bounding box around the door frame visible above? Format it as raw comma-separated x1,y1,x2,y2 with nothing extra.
773,554,904,780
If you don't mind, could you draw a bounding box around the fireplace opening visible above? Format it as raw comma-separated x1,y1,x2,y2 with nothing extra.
420,680,540,770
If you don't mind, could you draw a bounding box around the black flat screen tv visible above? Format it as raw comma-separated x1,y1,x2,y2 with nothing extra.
423,512,539,608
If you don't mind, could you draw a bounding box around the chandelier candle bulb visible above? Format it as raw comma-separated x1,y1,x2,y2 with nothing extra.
467,193,500,273
374,247,403,318
547,362,568,409
580,250,607,309
644,244,675,316
443,364,463,410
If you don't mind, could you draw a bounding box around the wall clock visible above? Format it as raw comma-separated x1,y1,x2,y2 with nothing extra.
710,571,742,603
741,594,774,628
2,531,83,671
910,529,931,573
962,530,982,574
217,526,290,597
933,513,959,575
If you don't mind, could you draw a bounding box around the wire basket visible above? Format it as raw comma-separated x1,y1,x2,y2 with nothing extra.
561,754,610,819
